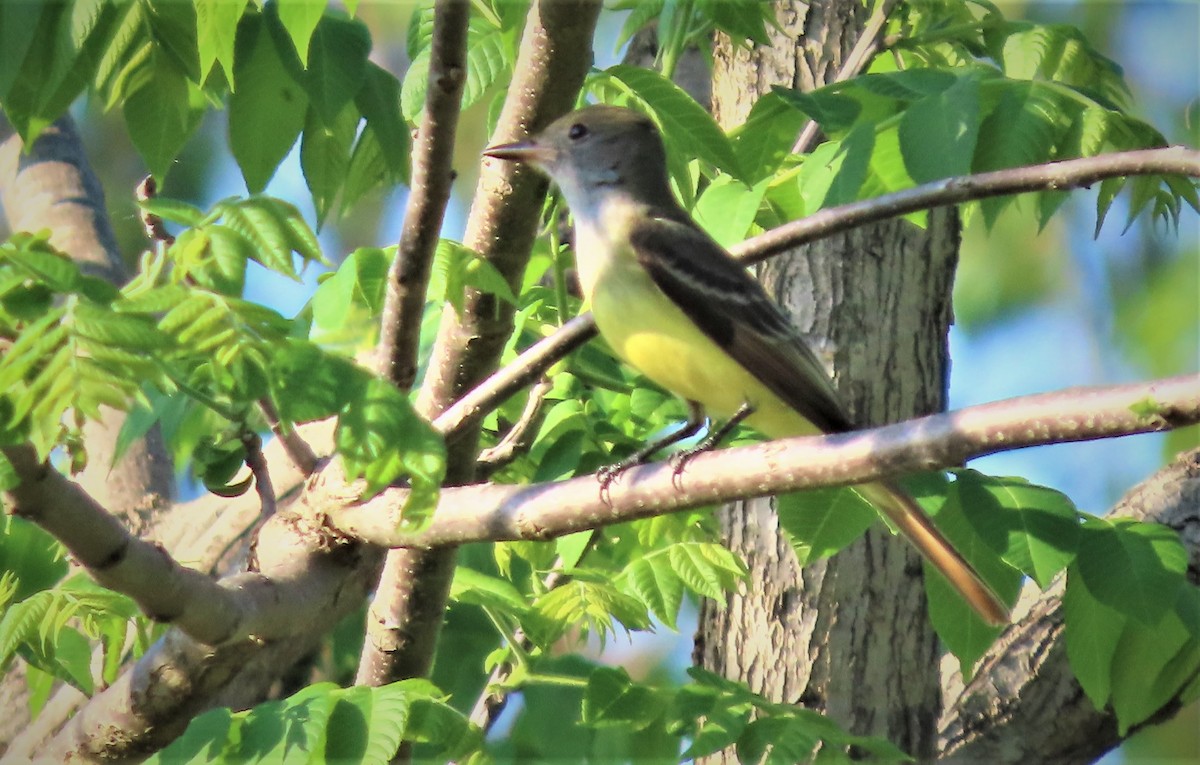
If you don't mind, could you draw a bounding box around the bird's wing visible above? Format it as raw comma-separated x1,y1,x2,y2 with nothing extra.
628,213,854,434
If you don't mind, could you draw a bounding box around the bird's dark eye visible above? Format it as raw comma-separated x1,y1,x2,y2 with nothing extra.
567,123,588,140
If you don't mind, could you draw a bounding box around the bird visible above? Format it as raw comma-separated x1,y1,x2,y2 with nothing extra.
483,104,1008,626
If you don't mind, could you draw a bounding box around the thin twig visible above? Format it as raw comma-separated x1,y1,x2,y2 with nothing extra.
242,431,276,520
477,377,554,474
733,146,1200,266
792,0,899,155
464,542,592,735
327,374,1200,548
433,314,597,436
258,397,320,476
135,175,175,247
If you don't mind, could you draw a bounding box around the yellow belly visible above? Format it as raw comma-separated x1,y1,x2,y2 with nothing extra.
587,259,820,440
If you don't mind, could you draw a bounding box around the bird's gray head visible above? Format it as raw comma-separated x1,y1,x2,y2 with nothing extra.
483,105,676,215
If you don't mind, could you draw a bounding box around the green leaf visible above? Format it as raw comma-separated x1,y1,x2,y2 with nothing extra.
303,12,370,125
620,554,684,629
73,302,170,350
777,488,876,565
2,0,121,142
275,0,328,64
795,121,874,213
309,245,389,339
706,1,771,45
122,50,199,182
0,455,19,493
199,225,251,294
1109,603,1196,734
535,579,650,646
4,247,80,293
300,102,358,225
229,9,308,193
858,69,958,100
195,0,248,84
218,198,300,277
269,338,365,423
354,63,408,182
731,93,808,183
953,470,1080,587
144,707,234,764
583,666,666,730
449,566,529,612
1063,567,1125,709
0,517,67,601
1075,517,1188,625
602,64,742,180
692,176,767,249
335,377,446,510
0,1,45,101
898,74,981,184
400,47,429,123
136,197,207,228
972,83,1062,225
461,22,512,115
433,240,517,313
667,542,745,602
771,85,862,134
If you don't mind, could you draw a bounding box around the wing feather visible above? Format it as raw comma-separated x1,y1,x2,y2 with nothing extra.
628,214,854,434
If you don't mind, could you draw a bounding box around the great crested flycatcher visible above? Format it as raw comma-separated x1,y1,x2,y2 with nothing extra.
484,105,1008,625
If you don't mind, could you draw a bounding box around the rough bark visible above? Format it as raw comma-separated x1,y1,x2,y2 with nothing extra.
697,1,959,758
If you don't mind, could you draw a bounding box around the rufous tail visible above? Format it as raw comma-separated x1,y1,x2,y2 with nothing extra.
856,480,1009,626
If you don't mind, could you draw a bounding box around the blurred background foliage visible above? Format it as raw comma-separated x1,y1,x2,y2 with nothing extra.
13,0,1195,760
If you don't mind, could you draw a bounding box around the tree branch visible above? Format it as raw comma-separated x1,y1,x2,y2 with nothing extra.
432,313,597,436
374,0,469,392
4,444,258,646
937,447,1200,763
733,146,1200,266
20,510,382,762
354,0,471,690
0,115,176,748
326,374,1200,548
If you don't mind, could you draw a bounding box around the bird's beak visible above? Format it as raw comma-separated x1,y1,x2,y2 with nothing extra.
482,140,555,165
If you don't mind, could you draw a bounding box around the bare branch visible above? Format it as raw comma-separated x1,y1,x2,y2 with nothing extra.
477,377,554,474
21,508,382,761
3,445,248,645
326,375,1200,548
937,447,1200,763
258,397,320,476
733,147,1200,266
242,432,276,520
374,0,469,392
433,314,597,436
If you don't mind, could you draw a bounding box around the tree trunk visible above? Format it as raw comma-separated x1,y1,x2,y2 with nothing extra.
696,1,960,758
